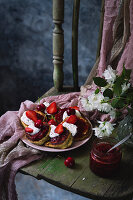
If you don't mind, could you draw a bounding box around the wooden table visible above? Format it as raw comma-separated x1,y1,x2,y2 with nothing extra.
20,88,133,200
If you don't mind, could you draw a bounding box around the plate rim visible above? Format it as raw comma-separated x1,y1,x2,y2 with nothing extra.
21,130,92,152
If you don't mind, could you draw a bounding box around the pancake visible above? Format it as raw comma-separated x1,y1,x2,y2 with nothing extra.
45,128,73,149
20,110,50,145
74,116,92,141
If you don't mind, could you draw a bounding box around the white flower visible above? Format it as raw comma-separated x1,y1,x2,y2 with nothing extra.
93,121,115,138
122,82,130,94
109,109,116,120
88,92,104,111
101,103,113,113
80,97,93,111
103,65,116,84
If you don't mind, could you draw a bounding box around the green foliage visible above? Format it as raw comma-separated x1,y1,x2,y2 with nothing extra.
111,98,125,109
93,77,107,87
95,88,100,94
122,64,131,80
113,76,122,96
103,88,113,99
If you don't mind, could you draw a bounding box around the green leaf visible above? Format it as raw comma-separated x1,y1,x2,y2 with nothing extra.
111,99,119,108
122,64,131,80
95,88,100,94
93,77,107,87
111,98,125,109
103,88,113,99
113,76,122,96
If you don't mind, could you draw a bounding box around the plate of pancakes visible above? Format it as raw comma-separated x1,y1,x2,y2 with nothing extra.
21,102,93,152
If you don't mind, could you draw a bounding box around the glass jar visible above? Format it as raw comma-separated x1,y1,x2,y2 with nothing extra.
90,137,122,177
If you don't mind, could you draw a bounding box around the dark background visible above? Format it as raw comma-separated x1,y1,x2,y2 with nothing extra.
0,0,101,116
1,0,101,199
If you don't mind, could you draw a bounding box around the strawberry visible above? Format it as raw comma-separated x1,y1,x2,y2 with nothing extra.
25,127,33,133
26,110,38,122
46,102,58,114
69,106,79,111
66,115,77,124
55,124,64,134
48,119,57,126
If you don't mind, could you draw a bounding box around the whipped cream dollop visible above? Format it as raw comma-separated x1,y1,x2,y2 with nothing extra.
63,110,81,121
63,122,77,136
43,102,51,115
21,111,33,126
28,124,40,135
49,125,59,138
43,102,50,107
21,111,40,135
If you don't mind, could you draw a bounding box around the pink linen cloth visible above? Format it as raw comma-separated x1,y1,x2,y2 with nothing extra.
0,92,79,200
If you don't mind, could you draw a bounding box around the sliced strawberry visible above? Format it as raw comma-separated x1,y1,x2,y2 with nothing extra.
26,110,38,122
46,102,58,114
55,124,64,134
66,115,77,124
69,106,79,111
48,119,57,126
25,127,33,133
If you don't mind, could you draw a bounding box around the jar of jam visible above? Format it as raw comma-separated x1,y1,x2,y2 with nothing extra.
90,137,122,177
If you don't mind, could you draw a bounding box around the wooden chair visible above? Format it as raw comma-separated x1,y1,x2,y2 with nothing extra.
20,0,133,199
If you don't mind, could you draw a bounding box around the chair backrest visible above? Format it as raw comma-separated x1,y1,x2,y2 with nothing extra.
52,0,104,92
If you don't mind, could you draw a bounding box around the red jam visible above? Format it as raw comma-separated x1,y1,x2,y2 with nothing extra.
90,138,122,177
50,128,69,145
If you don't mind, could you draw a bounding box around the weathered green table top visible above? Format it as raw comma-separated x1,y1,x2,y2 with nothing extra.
20,88,133,200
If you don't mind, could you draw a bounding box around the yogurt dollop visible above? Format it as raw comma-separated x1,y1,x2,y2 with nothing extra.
21,111,40,135
63,122,77,136
21,111,33,126
49,125,59,138
28,124,40,135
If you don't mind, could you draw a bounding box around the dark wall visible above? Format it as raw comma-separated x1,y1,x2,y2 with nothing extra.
0,0,101,116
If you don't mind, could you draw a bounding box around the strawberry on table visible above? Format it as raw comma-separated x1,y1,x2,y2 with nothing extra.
46,102,58,114
26,110,38,122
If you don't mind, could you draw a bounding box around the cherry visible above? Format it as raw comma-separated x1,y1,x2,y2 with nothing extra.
48,119,57,125
67,108,75,116
64,157,75,168
34,120,43,128
37,104,46,112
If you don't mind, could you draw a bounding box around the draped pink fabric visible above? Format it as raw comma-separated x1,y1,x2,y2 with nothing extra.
117,0,133,84
98,0,120,76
